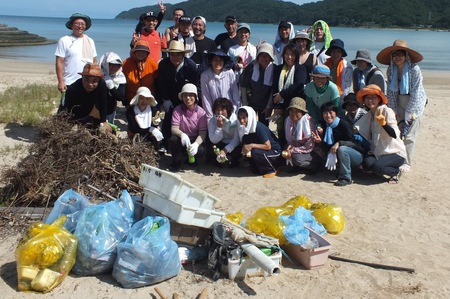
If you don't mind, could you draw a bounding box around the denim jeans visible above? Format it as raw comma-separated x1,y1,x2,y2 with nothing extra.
363,154,405,177
337,146,363,181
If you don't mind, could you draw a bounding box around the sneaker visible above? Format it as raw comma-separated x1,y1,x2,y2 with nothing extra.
168,162,181,172
334,179,351,186
262,170,279,178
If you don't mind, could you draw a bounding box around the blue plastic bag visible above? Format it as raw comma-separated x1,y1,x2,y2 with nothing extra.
113,216,181,288
72,190,134,276
44,189,91,232
280,207,327,245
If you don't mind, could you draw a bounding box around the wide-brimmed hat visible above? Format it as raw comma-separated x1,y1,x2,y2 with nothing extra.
237,23,251,33
310,65,331,79
351,49,372,65
66,13,92,30
356,84,388,105
376,39,423,65
342,93,360,109
132,40,150,53
256,42,275,61
130,86,157,106
162,40,192,53
290,30,312,43
205,49,231,62
78,63,103,78
178,83,198,100
288,97,308,113
325,39,347,57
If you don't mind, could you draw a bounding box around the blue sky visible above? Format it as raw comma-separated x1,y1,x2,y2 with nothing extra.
1,0,318,19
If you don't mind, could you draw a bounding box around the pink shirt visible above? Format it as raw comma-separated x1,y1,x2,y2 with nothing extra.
172,104,207,140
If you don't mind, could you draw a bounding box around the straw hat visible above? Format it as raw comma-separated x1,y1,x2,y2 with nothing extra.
130,87,157,107
78,63,103,78
162,40,193,54
376,39,423,65
288,97,308,113
356,84,388,105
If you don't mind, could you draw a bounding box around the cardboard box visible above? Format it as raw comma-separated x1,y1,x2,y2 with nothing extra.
283,227,332,270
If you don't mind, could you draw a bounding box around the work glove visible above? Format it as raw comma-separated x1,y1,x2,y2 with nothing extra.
149,127,164,141
353,134,363,142
325,152,337,171
216,154,228,164
180,133,191,147
163,100,173,112
375,109,387,126
105,79,115,90
401,120,413,138
286,158,293,166
188,143,199,156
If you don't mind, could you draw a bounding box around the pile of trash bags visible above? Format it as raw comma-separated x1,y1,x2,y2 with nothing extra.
15,189,180,293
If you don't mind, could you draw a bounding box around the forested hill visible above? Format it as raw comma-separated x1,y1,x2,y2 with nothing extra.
115,0,449,29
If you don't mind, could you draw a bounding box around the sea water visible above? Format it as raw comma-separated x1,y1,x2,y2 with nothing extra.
0,15,449,71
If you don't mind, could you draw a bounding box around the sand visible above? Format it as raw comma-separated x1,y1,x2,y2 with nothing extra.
1,58,449,298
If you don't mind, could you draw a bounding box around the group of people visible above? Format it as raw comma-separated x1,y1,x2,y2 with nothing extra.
55,9,427,185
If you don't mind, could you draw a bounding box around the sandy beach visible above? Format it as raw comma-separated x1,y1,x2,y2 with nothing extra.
1,58,450,298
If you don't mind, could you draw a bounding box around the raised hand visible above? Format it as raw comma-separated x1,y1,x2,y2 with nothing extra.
375,108,387,126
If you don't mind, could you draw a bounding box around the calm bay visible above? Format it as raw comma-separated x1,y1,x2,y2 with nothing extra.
0,15,449,71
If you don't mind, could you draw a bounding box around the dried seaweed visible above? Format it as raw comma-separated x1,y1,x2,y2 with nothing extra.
0,113,158,207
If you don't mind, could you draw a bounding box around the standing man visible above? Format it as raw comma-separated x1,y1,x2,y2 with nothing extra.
133,11,167,63
190,16,216,66
55,13,97,93
309,20,333,65
214,15,239,53
273,21,294,65
164,8,185,46
175,16,195,57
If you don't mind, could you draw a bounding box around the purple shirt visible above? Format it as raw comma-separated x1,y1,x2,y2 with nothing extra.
172,104,207,140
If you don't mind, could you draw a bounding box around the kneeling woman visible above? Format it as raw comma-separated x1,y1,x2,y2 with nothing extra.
168,83,207,172
355,84,406,183
238,106,281,178
283,97,323,174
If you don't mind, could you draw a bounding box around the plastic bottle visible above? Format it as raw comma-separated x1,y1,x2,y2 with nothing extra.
187,147,196,163
282,150,289,158
213,145,228,163
213,145,220,156
230,248,242,260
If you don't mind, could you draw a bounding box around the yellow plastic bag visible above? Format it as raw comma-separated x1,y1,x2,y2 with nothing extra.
245,195,312,245
225,212,244,225
16,216,78,293
311,203,346,234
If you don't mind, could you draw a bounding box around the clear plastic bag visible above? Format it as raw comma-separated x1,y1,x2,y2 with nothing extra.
113,216,181,288
16,216,78,293
44,189,91,233
311,203,346,234
72,190,134,276
280,207,326,245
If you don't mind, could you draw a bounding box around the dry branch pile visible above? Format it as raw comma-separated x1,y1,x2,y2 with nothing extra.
0,114,158,207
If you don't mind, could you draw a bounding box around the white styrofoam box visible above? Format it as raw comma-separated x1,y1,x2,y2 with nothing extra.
143,189,224,228
139,164,221,210
224,251,282,280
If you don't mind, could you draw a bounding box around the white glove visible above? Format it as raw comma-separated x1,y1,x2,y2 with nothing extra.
269,114,281,123
189,143,199,156
180,133,191,147
163,100,173,112
325,152,337,171
216,154,228,163
286,158,293,166
149,127,164,141
105,79,115,90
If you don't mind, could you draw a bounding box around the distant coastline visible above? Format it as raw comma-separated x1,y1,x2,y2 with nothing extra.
0,23,55,47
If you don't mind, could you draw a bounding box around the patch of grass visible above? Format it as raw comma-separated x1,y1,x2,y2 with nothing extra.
0,144,27,155
0,84,60,125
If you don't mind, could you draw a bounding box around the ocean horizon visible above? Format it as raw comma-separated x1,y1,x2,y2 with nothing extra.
0,15,449,71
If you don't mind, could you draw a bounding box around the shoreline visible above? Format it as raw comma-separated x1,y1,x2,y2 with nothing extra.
1,57,450,298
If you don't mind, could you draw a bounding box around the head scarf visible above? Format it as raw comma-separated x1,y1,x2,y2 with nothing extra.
99,52,126,88
309,20,332,52
238,106,257,142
